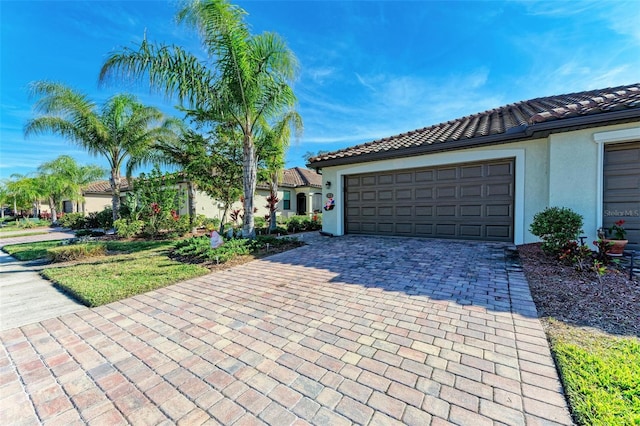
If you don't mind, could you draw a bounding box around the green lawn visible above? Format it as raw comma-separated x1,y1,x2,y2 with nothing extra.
3,240,65,260
0,231,50,239
547,321,640,425
4,239,209,307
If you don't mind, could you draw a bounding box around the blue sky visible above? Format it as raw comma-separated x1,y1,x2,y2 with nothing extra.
1,0,639,181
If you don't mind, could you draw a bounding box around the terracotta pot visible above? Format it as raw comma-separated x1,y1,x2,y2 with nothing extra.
604,239,628,256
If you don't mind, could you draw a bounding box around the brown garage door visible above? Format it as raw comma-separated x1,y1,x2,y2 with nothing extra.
604,142,640,251
345,158,515,242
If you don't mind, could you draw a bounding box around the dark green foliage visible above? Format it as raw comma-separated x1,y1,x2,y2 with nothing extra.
286,215,322,233
530,207,583,255
173,235,302,264
86,207,114,230
114,219,144,238
58,213,86,229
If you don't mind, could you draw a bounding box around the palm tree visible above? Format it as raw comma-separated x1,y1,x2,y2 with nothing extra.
100,0,300,238
8,175,43,219
38,155,105,219
258,111,303,232
25,82,173,221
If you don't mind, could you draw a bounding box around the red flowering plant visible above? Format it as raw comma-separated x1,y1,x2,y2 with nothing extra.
607,219,627,240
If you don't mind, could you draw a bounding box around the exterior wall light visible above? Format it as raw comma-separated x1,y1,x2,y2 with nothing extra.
325,181,332,189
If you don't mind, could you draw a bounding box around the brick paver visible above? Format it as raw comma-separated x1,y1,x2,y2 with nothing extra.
0,235,574,425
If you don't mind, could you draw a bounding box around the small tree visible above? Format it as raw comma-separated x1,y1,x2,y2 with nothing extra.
124,167,185,238
530,207,584,255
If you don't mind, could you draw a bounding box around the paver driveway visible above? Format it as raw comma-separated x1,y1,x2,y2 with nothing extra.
0,236,573,425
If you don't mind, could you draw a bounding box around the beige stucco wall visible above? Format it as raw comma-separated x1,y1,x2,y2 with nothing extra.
82,194,112,214
319,121,640,245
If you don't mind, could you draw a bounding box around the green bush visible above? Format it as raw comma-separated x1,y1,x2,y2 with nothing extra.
58,213,87,230
86,207,114,229
530,207,583,255
19,219,37,229
114,219,144,238
46,243,106,262
285,215,321,233
254,216,267,229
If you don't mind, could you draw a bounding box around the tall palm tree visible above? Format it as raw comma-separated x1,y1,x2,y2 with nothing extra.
100,0,300,238
25,82,173,220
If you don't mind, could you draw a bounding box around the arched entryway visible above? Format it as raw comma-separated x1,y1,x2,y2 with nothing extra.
296,193,306,215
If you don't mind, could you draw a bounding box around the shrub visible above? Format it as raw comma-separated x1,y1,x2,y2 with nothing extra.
86,207,114,229
254,216,267,229
46,243,106,262
19,219,37,229
530,207,583,255
114,219,144,238
58,213,86,230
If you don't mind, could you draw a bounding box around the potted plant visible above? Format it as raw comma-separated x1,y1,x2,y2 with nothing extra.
602,219,628,256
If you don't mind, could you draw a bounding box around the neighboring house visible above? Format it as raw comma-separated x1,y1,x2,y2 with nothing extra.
308,84,640,251
79,167,322,223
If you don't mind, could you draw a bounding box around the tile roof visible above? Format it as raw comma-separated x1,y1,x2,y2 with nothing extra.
308,83,640,167
85,168,321,194
257,167,322,189
83,178,131,194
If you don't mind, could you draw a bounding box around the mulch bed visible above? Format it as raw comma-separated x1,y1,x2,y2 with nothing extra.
517,243,640,337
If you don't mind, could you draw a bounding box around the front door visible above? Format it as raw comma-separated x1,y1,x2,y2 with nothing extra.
296,193,307,215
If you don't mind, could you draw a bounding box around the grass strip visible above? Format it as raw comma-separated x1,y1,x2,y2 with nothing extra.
42,242,209,307
548,322,640,425
3,240,65,260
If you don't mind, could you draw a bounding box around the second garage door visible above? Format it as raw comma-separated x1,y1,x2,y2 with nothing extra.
345,158,515,242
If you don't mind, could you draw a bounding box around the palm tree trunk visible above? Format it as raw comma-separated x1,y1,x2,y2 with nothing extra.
49,196,58,223
109,170,121,222
188,181,197,233
269,176,278,233
241,135,256,239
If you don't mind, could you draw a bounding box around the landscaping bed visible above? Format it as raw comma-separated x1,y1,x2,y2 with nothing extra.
517,243,639,425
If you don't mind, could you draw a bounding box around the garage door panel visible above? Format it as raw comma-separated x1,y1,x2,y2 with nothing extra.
396,206,413,216
437,168,457,180
361,207,376,216
415,206,433,216
460,225,482,237
488,162,513,176
345,158,515,241
362,191,376,201
378,174,393,185
437,186,457,198
378,190,393,200
396,173,413,184
461,165,483,178
436,224,456,236
415,188,433,199
486,225,512,239
486,183,512,197
395,223,413,234
487,204,511,217
460,205,482,217
460,185,482,197
415,171,434,182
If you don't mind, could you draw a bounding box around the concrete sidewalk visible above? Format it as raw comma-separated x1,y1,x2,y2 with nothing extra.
0,229,86,331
